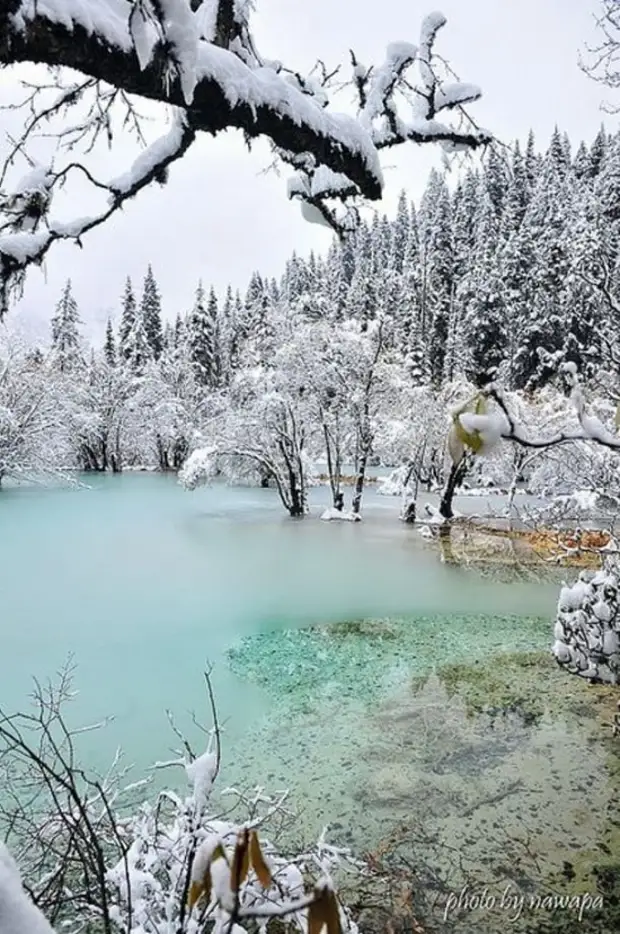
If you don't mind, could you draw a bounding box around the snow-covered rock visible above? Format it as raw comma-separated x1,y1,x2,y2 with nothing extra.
320,508,360,522
552,560,620,684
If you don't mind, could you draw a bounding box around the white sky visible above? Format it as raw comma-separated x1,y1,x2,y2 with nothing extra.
0,0,615,340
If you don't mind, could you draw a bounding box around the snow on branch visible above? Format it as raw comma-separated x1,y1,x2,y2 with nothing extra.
582,0,620,111
453,366,620,460
286,11,490,236
0,666,361,934
0,1,490,291
0,108,196,313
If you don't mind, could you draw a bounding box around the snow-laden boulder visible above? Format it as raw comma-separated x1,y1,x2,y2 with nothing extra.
320,507,360,522
552,560,620,684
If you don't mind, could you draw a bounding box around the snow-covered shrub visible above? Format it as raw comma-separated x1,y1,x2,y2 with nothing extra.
0,671,361,934
0,335,73,485
552,561,620,684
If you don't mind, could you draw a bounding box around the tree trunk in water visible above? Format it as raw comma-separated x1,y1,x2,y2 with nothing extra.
156,436,169,471
402,499,416,523
112,426,123,472
400,459,418,524
322,419,343,510
351,448,368,516
439,457,468,520
285,464,305,517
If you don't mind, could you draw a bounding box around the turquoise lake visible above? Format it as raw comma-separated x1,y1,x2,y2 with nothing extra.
3,474,618,931
0,474,559,773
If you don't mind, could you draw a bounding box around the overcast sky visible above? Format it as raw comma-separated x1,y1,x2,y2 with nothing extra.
0,0,614,341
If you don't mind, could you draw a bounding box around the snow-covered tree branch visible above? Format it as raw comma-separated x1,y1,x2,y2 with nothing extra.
0,666,362,934
0,1,490,310
583,0,620,111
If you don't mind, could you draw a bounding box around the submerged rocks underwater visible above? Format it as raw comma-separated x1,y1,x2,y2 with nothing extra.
225,614,620,933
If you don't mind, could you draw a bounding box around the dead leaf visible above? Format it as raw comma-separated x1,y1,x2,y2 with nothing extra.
230,829,250,892
249,830,272,888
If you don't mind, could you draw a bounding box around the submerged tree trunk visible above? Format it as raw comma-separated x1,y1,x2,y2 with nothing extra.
352,433,370,516
439,456,469,520
400,437,427,524
322,415,343,510
352,402,372,516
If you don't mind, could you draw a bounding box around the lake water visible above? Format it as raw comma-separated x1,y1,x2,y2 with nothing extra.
0,474,558,761
2,475,616,930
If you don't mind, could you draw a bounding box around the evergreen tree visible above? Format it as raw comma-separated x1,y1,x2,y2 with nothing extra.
419,174,454,386
501,141,529,235
452,170,478,276
346,252,375,331
50,279,82,373
573,140,590,179
483,147,509,217
104,318,116,366
219,284,238,381
323,241,348,321
187,281,217,386
588,125,608,179
231,290,244,372
512,165,572,389
460,186,507,385
596,132,620,223
124,299,151,371
524,130,539,195
546,125,570,176
174,313,185,348
391,190,410,274
563,192,608,375
398,206,426,380
140,265,163,360
119,277,137,361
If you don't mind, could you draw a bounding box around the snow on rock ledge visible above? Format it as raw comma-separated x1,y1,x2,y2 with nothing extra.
320,508,361,522
552,561,620,684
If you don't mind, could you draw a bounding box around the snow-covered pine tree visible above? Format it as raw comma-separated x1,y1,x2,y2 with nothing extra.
244,273,275,363
323,241,348,321
573,140,590,179
587,124,608,179
524,130,540,197
104,319,116,366
501,141,529,236
373,214,393,275
483,146,509,218
563,191,612,375
460,184,507,385
595,131,620,223
217,285,235,383
391,190,410,274
512,163,572,389
140,265,163,360
546,125,570,177
187,281,217,386
123,293,151,372
398,204,426,382
419,172,454,387
119,277,137,361
346,251,375,332
173,313,185,348
231,290,244,372
50,279,82,373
